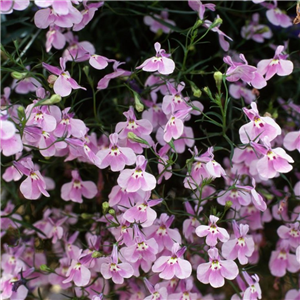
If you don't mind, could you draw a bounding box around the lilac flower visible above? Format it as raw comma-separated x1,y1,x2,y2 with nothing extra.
242,271,262,300
12,67,41,94
97,61,131,90
251,137,294,179
222,221,254,265
224,54,266,89
73,1,104,31
217,187,251,210
100,244,134,284
45,25,66,52
265,4,292,28
239,102,281,143
285,289,300,300
283,130,300,152
13,158,50,200
196,247,238,288
43,57,86,97
61,170,97,203
241,13,272,43
63,254,91,287
0,0,29,14
257,45,293,80
269,240,300,277
144,10,176,34
144,279,168,300
195,215,229,247
188,0,215,20
0,117,23,157
229,82,256,104
47,216,68,244
89,54,111,70
96,133,136,172
117,155,156,192
182,202,200,243
277,222,300,249
203,16,233,52
152,243,192,280
123,198,162,228
120,235,158,276
136,42,175,75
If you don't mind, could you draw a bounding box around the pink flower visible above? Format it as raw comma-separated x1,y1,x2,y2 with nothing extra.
136,42,175,75
182,202,200,243
241,13,272,43
239,102,281,143
100,244,134,284
285,289,300,300
97,61,131,90
13,158,50,200
283,130,300,152
266,6,292,28
195,215,229,247
144,10,176,34
0,0,29,14
188,0,215,20
251,137,294,179
224,54,266,89
43,57,86,97
242,271,262,300
277,222,300,249
117,155,156,192
96,133,136,172
144,279,169,300
45,25,66,52
229,82,256,104
12,67,41,94
222,221,254,265
63,255,91,287
47,216,68,244
152,243,192,280
197,247,238,288
257,45,293,80
61,170,97,203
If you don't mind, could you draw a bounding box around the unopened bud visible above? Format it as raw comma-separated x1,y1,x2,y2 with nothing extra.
81,213,92,219
17,106,26,121
190,81,202,98
40,264,52,272
42,94,62,105
203,86,212,98
211,17,223,28
47,74,57,87
225,200,232,209
214,71,223,91
127,132,149,146
102,201,109,214
133,91,144,112
83,65,89,76
11,71,27,80
92,251,102,258
108,209,115,216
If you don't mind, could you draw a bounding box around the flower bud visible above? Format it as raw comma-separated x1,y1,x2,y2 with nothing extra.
203,86,212,98
47,74,57,87
40,264,52,272
11,71,27,80
225,200,232,209
190,81,202,98
42,94,62,105
213,71,223,91
127,132,149,146
92,251,102,258
108,208,115,216
17,106,26,121
133,91,144,112
81,213,92,219
102,201,110,214
211,17,223,28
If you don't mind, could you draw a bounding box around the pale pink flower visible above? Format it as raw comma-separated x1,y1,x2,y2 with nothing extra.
222,221,254,265
251,137,294,179
97,61,131,90
47,216,68,244
197,247,238,288
117,155,156,193
63,254,91,287
45,25,66,52
43,57,86,97
48,257,72,289
239,102,281,143
12,68,41,94
283,130,300,152
182,202,200,243
195,215,229,247
152,243,192,280
100,244,134,284
144,279,168,300
136,42,175,75
242,271,262,300
144,10,176,34
96,133,136,172
0,0,29,14
188,0,215,20
13,158,50,200
61,170,97,203
224,54,266,89
285,289,300,300
229,82,256,104
277,222,300,249
266,4,292,28
257,45,293,80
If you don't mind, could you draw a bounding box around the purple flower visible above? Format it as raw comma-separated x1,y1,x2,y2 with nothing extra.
188,0,215,20
144,10,176,34
136,42,175,75
195,215,229,247
196,247,238,288
152,243,192,280
257,45,294,80
43,57,86,97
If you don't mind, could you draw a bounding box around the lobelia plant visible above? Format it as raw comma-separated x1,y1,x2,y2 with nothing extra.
1,1,300,300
